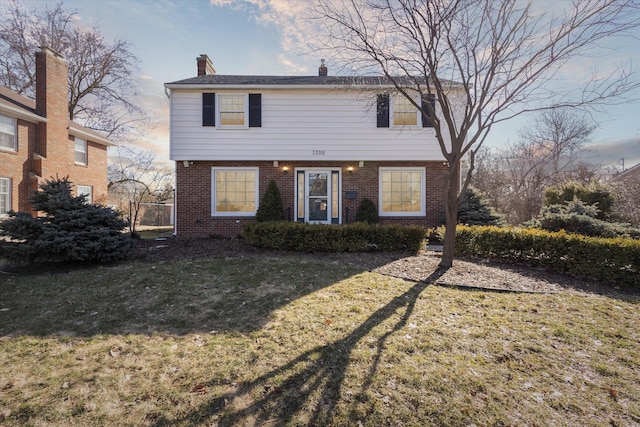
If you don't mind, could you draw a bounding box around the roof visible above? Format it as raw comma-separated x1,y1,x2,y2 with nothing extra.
610,163,640,182
0,85,112,146
165,74,448,90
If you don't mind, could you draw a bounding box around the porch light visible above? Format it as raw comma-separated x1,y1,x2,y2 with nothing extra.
347,166,354,173
282,166,289,173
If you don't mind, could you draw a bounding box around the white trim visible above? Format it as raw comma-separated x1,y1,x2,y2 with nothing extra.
211,167,259,216
0,104,45,124
68,125,113,146
74,137,88,165
217,93,248,129
0,177,11,216
294,167,342,224
0,113,17,152
378,167,426,217
390,94,420,129
77,185,93,204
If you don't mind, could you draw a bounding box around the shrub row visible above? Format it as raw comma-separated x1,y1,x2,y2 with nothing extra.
454,225,640,287
242,221,426,253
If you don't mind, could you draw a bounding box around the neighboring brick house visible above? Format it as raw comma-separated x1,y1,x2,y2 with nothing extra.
0,47,112,217
165,55,459,237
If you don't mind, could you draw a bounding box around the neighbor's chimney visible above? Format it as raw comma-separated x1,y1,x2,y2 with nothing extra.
35,46,68,159
318,59,328,76
197,54,216,76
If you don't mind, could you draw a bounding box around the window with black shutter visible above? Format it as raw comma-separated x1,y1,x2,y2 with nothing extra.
248,94,262,127
202,93,215,126
421,94,436,128
376,94,390,128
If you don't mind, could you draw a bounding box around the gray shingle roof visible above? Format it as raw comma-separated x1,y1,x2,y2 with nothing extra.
166,74,429,87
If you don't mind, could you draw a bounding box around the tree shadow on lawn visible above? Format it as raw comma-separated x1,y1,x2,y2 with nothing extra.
149,268,446,427
0,251,414,337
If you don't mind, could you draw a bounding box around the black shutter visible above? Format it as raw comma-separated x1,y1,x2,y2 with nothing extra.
248,93,262,127
376,94,389,128
202,93,215,126
422,94,436,128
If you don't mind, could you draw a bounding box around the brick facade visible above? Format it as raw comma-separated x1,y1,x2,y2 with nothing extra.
176,160,448,237
0,47,110,216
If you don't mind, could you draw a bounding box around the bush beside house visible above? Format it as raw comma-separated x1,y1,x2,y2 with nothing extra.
0,177,131,264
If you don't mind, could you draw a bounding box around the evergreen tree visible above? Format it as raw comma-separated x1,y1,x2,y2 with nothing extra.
457,187,505,226
0,177,131,263
255,180,284,222
354,198,380,224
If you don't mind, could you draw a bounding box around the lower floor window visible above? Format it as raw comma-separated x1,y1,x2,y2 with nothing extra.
77,185,93,204
212,167,258,216
379,167,426,216
0,177,10,215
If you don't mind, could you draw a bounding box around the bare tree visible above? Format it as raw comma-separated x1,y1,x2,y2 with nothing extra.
0,1,143,139
519,109,596,182
108,146,174,236
475,109,597,223
313,0,640,267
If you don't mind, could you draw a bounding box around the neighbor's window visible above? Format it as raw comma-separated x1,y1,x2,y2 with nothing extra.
0,177,10,216
212,167,258,216
218,94,247,127
392,96,418,127
75,138,87,165
77,185,93,203
379,167,425,216
0,114,16,151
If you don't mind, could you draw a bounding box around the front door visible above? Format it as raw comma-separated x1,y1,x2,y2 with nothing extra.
296,169,340,224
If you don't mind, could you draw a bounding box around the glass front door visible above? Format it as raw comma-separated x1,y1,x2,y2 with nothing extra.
307,171,330,223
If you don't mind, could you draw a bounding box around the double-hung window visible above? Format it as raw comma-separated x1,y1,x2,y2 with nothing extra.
392,96,419,127
0,177,10,216
77,185,93,203
219,94,247,127
0,114,16,151
211,167,258,216
202,93,261,128
75,138,87,165
379,167,426,216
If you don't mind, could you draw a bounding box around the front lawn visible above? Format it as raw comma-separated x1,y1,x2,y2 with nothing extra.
0,253,638,426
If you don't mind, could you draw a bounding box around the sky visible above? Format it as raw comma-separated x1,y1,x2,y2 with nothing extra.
8,0,640,170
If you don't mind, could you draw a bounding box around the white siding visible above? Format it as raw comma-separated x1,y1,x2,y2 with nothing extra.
169,89,449,161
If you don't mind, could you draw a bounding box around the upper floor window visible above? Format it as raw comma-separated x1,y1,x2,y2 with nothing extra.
0,177,10,216
75,138,87,165
392,96,419,127
377,93,435,128
219,94,247,127
77,185,93,203
0,114,16,151
202,93,262,128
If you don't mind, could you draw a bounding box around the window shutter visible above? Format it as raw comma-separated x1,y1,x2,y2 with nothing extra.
248,93,262,127
202,93,215,126
376,94,389,128
421,94,436,128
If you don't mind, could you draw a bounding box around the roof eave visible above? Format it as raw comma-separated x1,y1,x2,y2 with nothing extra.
68,124,114,147
0,103,46,123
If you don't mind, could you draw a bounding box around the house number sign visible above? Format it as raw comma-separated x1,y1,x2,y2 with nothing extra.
312,150,326,156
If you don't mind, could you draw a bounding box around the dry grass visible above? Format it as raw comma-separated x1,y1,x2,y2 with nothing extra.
0,252,638,426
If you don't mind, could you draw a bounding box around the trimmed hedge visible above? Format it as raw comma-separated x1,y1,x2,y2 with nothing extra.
454,225,640,287
242,221,426,253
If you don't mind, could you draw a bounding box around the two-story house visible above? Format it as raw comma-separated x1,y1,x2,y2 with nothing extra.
0,47,112,217
165,55,456,237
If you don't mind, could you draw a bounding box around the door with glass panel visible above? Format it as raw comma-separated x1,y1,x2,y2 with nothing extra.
297,170,340,224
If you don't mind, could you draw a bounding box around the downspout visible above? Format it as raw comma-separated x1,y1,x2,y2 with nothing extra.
164,86,177,237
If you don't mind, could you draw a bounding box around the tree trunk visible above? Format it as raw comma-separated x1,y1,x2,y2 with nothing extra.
439,161,460,269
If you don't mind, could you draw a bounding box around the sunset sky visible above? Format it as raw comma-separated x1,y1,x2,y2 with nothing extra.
9,0,640,169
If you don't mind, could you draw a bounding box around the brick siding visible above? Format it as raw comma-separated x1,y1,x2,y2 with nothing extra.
176,160,449,237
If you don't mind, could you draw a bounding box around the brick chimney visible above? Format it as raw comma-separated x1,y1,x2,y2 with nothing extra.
197,54,216,76
35,46,68,159
318,59,328,76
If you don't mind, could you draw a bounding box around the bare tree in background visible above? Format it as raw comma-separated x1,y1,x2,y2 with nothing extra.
314,0,640,267
475,109,597,223
0,1,143,139
108,146,174,236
